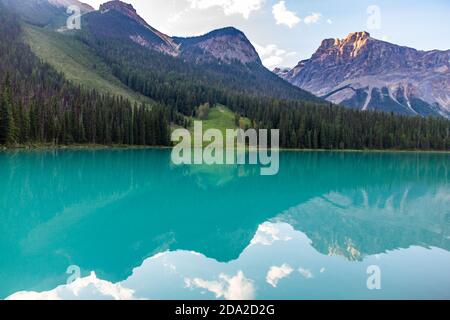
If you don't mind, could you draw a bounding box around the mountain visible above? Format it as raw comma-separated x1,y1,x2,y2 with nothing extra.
78,0,320,103
84,2,260,66
174,27,262,65
0,4,170,147
2,0,320,107
277,32,450,118
3,0,313,103
48,0,93,12
84,2,261,65
273,67,291,78
84,0,178,55
1,0,449,151
1,0,93,26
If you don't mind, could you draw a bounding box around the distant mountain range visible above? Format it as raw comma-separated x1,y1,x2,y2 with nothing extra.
1,0,319,102
2,0,263,67
275,32,450,118
77,0,318,101
84,2,450,118
5,0,449,119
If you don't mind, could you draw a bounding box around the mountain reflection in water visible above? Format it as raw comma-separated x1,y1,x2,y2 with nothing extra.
1,150,449,299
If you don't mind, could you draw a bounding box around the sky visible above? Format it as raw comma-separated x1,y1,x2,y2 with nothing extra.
81,0,450,69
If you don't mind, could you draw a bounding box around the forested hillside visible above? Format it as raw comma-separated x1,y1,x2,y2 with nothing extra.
77,30,450,150
0,1,449,150
22,24,152,105
0,6,169,147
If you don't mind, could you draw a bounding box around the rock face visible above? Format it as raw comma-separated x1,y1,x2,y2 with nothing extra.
174,27,262,65
273,67,291,78
278,32,450,118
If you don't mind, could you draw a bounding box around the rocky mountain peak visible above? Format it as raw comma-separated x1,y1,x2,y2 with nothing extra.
100,0,132,12
100,1,146,25
316,31,372,59
340,31,371,55
277,32,450,118
318,38,336,50
345,31,371,42
96,1,178,55
319,32,370,48
273,67,291,77
209,26,243,37
175,27,262,65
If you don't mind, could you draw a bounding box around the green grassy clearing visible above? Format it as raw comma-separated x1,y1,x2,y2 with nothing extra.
185,105,252,147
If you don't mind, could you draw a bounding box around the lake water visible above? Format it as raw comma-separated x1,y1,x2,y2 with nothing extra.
1,149,449,300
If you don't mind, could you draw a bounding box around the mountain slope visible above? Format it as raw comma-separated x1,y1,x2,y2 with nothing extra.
277,32,450,118
23,24,151,105
2,0,449,151
84,2,262,65
83,0,178,55
74,1,323,115
79,1,322,104
1,0,92,27
0,5,169,147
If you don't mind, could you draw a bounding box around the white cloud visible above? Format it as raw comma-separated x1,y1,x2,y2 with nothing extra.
266,264,294,287
168,10,185,24
253,43,297,68
254,43,284,68
185,271,255,300
249,222,292,245
272,1,301,28
7,272,135,300
262,56,284,68
304,12,322,25
327,19,333,24
299,267,314,279
254,44,286,57
188,0,264,19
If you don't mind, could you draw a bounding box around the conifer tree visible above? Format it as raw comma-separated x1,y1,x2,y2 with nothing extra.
0,75,14,145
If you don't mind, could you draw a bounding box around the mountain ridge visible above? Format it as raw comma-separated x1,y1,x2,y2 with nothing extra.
6,0,319,105
174,27,262,65
97,0,179,55
86,1,262,65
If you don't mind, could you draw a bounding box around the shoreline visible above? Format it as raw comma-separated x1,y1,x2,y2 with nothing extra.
1,144,449,154
0,144,172,151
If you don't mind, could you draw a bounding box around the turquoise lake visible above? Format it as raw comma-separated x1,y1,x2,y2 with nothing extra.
0,149,449,299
